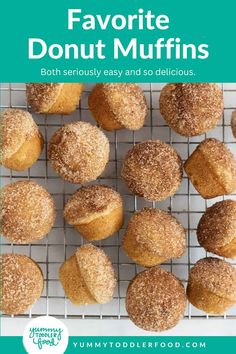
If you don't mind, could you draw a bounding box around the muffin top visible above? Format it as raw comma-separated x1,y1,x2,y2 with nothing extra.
188,257,236,301
121,140,183,201
126,267,186,331
160,83,223,136
48,121,109,184
124,207,186,258
1,254,43,315
2,180,56,243
89,83,148,130
197,200,236,250
1,108,39,161
26,83,62,112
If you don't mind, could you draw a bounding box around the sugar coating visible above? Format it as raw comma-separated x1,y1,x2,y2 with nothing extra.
1,108,39,160
75,244,116,304
197,200,236,250
2,180,56,243
121,140,183,201
126,267,186,332
124,207,186,258
1,254,43,315
89,83,148,130
26,83,62,112
160,83,223,136
64,184,123,225
188,257,236,301
48,121,110,184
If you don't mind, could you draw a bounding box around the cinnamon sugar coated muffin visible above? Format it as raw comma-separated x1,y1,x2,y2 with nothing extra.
64,185,124,241
160,83,223,136
1,254,44,315
121,140,183,201
184,138,236,199
59,244,116,305
48,121,110,184
88,83,148,131
197,200,236,258
2,181,56,244
187,257,236,314
123,208,186,267
26,83,84,114
126,267,186,331
1,108,44,171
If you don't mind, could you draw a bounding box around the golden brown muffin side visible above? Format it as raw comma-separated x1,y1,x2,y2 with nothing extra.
64,184,124,240
59,255,96,305
1,109,44,170
184,138,236,199
64,185,122,225
1,254,44,315
75,206,123,241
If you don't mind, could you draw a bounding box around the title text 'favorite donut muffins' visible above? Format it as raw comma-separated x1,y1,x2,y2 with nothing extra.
26,83,84,115
64,184,124,241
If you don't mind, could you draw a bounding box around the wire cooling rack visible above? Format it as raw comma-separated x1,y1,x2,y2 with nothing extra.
1,83,236,323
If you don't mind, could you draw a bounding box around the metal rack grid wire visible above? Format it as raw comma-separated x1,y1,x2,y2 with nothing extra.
1,82,236,321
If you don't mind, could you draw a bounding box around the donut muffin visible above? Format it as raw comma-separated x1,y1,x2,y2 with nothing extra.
2,181,56,243
123,208,186,267
26,83,84,114
184,138,236,199
59,244,116,305
187,257,236,314
64,185,124,241
1,108,44,171
159,83,223,136
88,83,148,131
197,200,236,258
1,254,44,315
121,140,183,201
126,267,186,331
48,121,109,184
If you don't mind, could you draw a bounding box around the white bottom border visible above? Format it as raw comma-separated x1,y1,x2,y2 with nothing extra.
1,318,236,336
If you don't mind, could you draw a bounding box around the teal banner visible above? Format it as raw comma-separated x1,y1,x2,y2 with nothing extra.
0,0,235,82
0,336,235,354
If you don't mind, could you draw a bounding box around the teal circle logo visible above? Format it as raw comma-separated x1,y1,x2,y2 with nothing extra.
23,316,69,354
